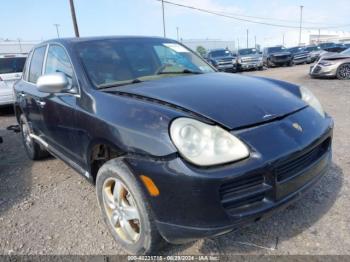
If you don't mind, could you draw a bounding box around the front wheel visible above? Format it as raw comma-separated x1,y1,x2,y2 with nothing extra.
336,63,350,80
96,159,164,255
20,115,49,160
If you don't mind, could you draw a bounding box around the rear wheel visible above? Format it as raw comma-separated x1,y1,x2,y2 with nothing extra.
336,63,350,80
20,115,49,160
96,159,164,255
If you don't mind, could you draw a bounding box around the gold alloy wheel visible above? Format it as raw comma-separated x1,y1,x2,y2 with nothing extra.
102,178,141,244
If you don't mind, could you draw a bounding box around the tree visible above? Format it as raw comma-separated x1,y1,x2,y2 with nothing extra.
196,46,207,57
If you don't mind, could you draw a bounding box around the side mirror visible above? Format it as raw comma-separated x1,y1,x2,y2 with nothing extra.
37,73,69,93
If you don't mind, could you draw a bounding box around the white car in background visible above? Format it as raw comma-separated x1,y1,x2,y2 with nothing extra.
0,54,27,106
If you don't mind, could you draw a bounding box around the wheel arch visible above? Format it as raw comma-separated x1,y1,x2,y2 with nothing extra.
87,138,126,184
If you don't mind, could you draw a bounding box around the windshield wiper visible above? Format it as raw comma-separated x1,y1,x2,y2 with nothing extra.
98,78,143,89
157,69,203,75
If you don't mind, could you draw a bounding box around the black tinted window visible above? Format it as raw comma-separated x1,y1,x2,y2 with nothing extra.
210,50,231,57
45,45,74,82
0,57,26,74
28,46,46,83
77,39,213,88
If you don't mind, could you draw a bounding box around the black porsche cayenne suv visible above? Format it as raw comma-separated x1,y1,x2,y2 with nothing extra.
14,36,333,254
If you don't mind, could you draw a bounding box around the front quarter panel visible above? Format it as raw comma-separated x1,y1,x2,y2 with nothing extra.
75,89,185,166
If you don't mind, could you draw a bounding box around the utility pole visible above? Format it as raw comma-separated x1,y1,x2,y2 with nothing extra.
161,0,166,37
318,29,321,44
18,39,22,53
299,5,304,46
283,33,285,46
246,29,249,48
53,24,60,38
69,0,80,37
176,27,179,41
254,36,256,48
237,38,240,50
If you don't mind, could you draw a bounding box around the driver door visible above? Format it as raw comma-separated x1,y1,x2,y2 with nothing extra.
39,44,82,165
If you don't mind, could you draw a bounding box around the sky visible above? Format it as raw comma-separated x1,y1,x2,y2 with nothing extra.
2,0,350,47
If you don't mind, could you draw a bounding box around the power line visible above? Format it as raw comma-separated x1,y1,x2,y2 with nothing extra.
217,10,345,27
156,0,350,30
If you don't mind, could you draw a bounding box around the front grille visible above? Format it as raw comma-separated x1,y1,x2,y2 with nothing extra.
275,138,330,183
242,58,259,63
272,55,289,61
313,65,322,74
219,173,270,213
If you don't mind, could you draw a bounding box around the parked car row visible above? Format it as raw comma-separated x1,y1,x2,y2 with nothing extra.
203,42,350,80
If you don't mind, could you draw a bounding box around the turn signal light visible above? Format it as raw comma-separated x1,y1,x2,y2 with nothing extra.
140,175,160,197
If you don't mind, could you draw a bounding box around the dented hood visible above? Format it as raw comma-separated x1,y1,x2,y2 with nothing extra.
115,73,306,129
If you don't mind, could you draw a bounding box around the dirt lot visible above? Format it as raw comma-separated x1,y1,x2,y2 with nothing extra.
0,64,349,255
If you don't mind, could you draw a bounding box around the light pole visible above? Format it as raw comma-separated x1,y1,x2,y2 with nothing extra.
69,0,80,37
254,36,256,48
53,24,60,38
176,27,179,41
299,5,304,46
18,39,22,53
161,0,166,37
246,29,249,48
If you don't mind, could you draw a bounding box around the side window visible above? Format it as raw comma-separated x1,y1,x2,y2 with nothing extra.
22,52,32,81
45,45,74,85
28,46,46,83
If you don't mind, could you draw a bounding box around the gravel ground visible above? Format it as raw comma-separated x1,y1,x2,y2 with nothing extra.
0,64,349,255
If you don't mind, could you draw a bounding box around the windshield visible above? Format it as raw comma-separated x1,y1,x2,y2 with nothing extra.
288,47,304,54
341,48,350,55
76,39,214,88
319,43,334,48
267,47,286,53
238,48,258,55
210,50,231,58
305,46,321,52
0,57,26,74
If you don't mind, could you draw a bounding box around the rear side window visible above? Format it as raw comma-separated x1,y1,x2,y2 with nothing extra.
45,45,74,82
0,57,26,74
28,46,47,83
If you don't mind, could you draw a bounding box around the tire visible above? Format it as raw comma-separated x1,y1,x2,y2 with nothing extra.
336,63,350,80
20,114,49,160
96,159,165,255
266,59,273,68
288,61,294,67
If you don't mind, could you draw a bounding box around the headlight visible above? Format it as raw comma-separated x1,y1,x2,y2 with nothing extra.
300,86,325,117
170,118,250,166
318,60,334,66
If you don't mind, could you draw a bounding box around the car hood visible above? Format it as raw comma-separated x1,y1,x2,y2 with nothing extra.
212,56,234,61
322,52,350,60
113,73,306,129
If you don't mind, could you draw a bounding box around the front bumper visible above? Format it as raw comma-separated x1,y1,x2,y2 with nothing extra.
293,57,308,64
126,107,333,243
238,61,263,70
269,57,292,66
310,64,338,78
216,64,237,72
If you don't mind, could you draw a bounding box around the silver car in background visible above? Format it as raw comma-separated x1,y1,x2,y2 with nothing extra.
0,54,27,106
310,48,350,80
